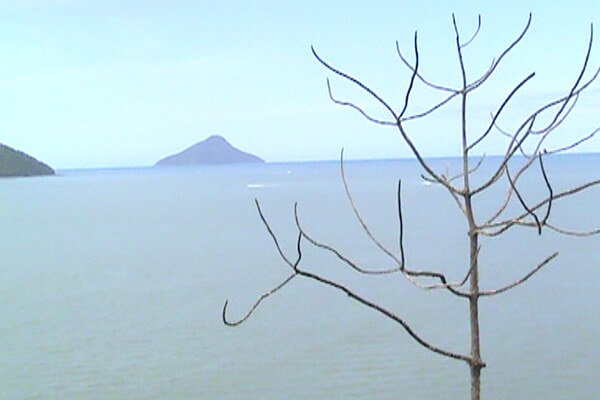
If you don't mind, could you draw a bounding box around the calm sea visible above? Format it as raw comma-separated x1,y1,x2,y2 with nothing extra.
0,156,598,399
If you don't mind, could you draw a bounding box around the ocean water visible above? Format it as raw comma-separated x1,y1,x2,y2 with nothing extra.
0,156,599,399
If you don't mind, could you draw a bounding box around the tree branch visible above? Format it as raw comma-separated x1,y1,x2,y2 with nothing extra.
479,178,600,236
399,31,420,119
222,274,297,326
230,197,475,364
254,199,296,270
395,42,457,93
546,223,600,237
295,267,474,364
295,167,470,295
465,13,532,93
400,91,460,122
325,78,397,126
460,14,482,48
480,252,558,297
505,165,543,234
340,150,403,265
312,46,398,121
468,72,536,151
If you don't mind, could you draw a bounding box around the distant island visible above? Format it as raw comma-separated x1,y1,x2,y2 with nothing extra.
155,135,264,166
0,144,55,177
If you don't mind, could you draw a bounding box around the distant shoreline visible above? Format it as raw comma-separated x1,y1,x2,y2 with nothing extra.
53,151,600,174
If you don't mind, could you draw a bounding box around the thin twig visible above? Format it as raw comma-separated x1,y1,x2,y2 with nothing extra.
460,14,482,48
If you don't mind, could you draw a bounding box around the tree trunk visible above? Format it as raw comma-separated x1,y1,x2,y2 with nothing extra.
469,232,482,400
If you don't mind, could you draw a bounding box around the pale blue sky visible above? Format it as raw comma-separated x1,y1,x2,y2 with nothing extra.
0,1,598,168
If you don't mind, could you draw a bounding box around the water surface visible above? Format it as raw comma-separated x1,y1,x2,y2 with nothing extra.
0,157,598,399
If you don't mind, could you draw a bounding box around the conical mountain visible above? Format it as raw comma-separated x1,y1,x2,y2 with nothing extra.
156,135,264,166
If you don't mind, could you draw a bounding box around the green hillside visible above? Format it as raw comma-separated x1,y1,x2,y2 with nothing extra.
0,144,54,177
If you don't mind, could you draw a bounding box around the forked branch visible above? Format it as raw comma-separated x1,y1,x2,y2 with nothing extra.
312,46,398,121
224,199,474,365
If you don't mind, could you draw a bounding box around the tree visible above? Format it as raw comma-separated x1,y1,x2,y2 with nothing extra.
222,14,600,400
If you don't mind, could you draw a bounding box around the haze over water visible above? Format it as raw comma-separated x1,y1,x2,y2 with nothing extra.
1,156,598,399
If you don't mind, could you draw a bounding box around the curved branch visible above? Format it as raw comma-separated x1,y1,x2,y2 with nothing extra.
480,252,558,297
326,78,397,126
222,274,297,326
460,14,482,48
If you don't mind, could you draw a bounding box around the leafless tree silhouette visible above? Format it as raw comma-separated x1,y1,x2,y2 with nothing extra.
223,14,600,400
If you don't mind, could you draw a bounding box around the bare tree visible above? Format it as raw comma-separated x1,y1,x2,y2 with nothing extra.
222,14,600,400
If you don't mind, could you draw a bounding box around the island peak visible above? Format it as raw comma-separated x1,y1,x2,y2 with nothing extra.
156,135,264,166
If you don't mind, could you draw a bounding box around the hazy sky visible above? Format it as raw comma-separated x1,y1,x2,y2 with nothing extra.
1,1,599,168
